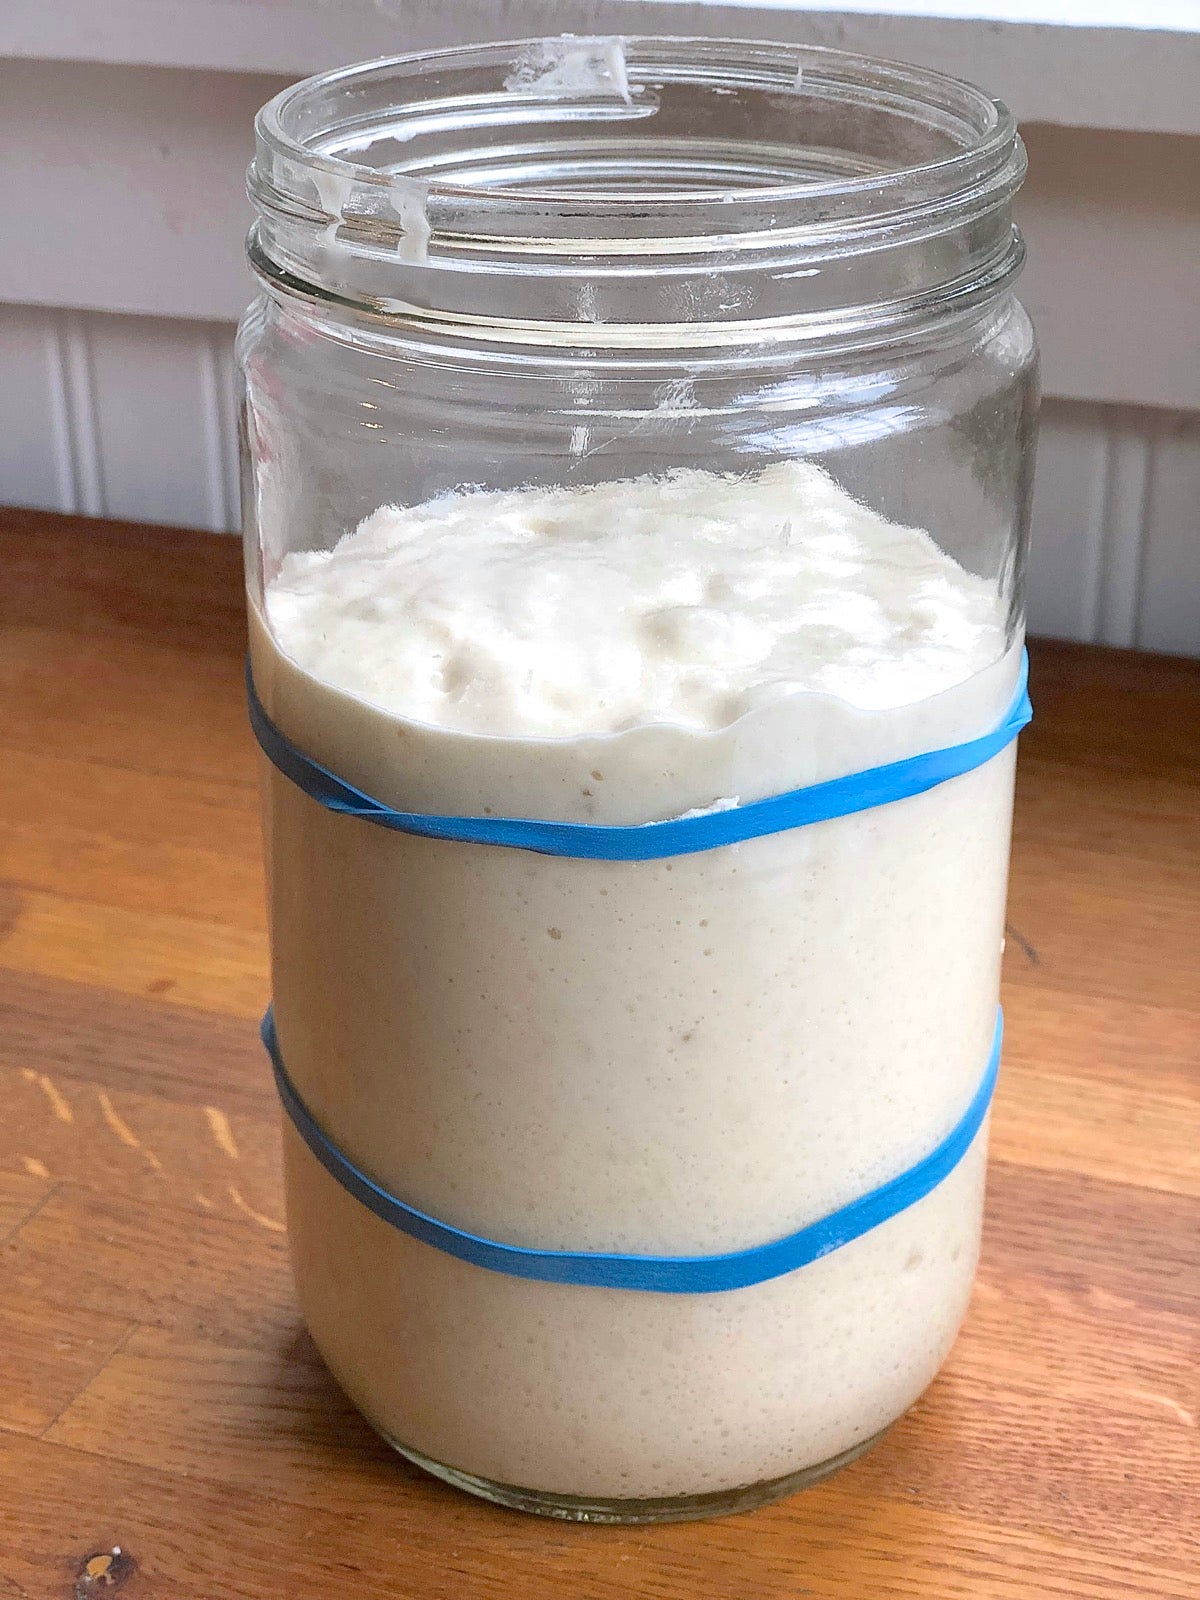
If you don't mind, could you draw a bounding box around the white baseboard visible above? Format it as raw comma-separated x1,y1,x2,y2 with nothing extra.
2,302,1197,657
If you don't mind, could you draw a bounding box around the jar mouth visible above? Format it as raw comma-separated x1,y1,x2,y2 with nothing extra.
249,35,1026,345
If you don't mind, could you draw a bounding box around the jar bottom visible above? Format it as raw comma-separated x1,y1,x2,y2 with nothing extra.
374,1425,891,1524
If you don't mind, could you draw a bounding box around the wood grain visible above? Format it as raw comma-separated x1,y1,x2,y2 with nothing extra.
0,1292,132,1437
993,990,1200,1194
0,508,1197,1600
0,1169,53,1244
5,1185,290,1349
0,1056,281,1223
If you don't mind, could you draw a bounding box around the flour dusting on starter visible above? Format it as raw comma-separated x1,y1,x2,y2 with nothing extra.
265,462,1003,737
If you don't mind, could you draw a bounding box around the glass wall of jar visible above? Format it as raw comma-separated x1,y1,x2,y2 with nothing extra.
239,36,1037,1523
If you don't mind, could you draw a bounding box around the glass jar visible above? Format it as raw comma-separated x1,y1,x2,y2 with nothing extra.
238,36,1037,1523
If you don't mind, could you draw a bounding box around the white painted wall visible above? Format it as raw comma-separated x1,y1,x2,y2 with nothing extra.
2,1,1197,653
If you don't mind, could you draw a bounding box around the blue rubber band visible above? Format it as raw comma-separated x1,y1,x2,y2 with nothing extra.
264,1006,1001,1294
247,652,1030,861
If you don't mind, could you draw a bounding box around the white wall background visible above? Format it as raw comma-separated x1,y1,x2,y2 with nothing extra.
2,2,1198,654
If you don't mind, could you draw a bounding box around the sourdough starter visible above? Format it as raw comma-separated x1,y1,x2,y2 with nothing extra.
250,461,1019,1501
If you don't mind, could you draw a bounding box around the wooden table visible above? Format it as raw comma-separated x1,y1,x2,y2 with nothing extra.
0,508,1196,1600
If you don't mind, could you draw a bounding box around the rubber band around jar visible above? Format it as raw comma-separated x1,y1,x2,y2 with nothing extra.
264,1005,1001,1293
246,651,1031,861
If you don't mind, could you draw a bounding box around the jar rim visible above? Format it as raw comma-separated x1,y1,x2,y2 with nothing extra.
254,36,1021,225
247,35,1026,346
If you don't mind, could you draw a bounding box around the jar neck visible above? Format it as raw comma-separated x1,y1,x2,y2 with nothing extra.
248,36,1027,353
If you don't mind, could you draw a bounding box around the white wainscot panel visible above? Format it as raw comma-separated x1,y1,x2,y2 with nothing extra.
1027,401,1200,655
0,304,77,513
0,305,239,533
1136,413,1200,656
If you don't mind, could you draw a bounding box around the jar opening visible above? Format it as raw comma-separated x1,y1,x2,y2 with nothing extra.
248,36,1026,347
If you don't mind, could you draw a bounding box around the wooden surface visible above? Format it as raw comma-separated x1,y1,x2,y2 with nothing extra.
0,506,1196,1600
